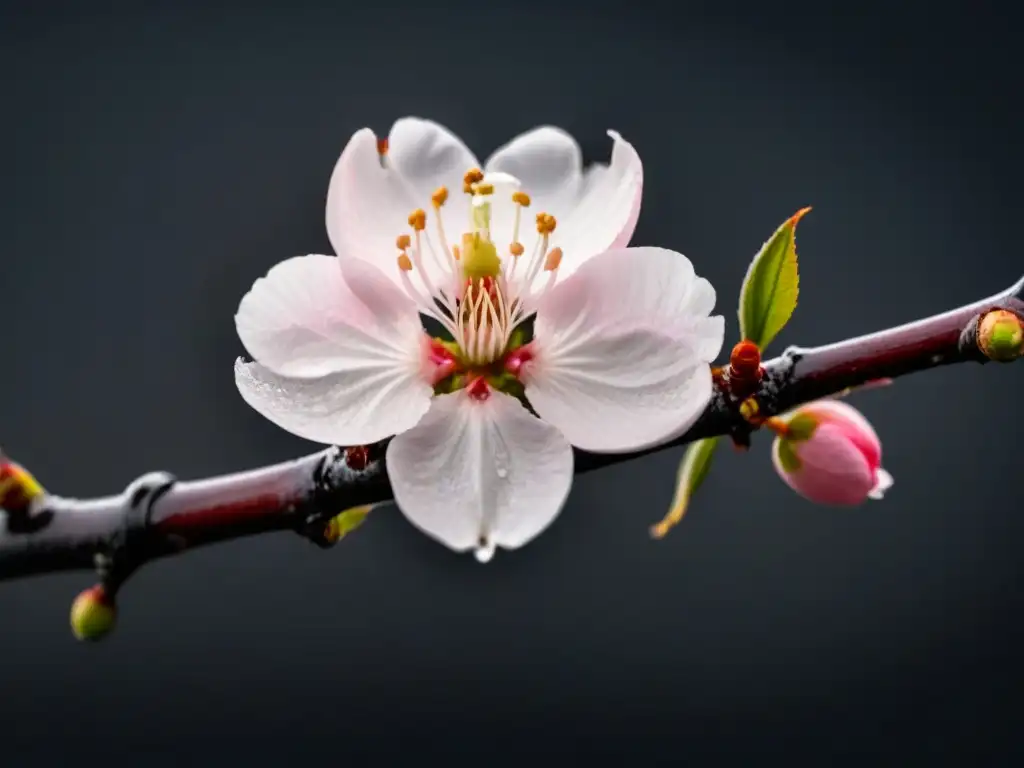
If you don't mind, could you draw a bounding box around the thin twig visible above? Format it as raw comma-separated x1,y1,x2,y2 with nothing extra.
2,274,1022,639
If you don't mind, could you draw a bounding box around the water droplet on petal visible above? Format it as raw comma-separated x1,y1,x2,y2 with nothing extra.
493,435,511,480
474,537,496,563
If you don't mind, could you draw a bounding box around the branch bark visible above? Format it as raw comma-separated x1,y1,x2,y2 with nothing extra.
2,274,1022,636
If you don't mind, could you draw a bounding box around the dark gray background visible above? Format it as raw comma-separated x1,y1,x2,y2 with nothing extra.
1,0,1021,764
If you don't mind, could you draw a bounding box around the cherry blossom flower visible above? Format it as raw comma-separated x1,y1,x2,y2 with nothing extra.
234,119,724,562
771,400,894,506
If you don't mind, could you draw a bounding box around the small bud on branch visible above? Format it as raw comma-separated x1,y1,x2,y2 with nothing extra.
977,309,1023,362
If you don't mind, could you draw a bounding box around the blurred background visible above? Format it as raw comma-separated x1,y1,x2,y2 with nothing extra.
1,0,1021,764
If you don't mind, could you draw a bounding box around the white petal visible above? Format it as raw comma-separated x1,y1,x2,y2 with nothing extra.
387,117,479,201
325,128,419,283
525,247,723,453
386,390,574,560
388,117,481,256
556,130,643,274
669,263,726,362
234,254,433,446
235,254,421,378
484,126,584,204
235,357,431,447
540,246,724,358
486,129,643,277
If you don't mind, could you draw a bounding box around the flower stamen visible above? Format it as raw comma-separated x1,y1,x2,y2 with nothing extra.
522,212,557,288
430,186,458,276
463,167,484,194
408,209,426,232
392,170,565,377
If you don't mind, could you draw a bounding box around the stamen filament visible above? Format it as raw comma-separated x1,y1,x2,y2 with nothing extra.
433,207,457,273
407,231,440,307
512,205,522,249
523,232,550,288
399,269,457,336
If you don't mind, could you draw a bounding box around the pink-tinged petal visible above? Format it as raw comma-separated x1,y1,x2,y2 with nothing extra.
551,131,644,276
484,129,643,276
235,254,420,378
234,253,432,446
525,248,722,453
772,424,875,506
325,128,420,285
386,390,574,561
234,357,431,447
387,117,480,253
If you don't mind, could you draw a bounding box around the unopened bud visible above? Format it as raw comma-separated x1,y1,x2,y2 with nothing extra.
70,585,117,642
977,309,1023,362
772,400,893,507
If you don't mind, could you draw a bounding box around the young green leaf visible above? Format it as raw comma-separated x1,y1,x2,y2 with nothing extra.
323,504,375,544
650,437,720,539
738,207,810,351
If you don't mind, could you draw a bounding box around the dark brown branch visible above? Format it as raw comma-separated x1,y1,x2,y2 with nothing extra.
2,274,1021,639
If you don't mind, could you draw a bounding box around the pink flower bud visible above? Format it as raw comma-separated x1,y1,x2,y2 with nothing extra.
771,400,893,506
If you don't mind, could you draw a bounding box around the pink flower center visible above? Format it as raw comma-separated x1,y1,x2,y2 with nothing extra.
504,344,535,378
466,376,491,401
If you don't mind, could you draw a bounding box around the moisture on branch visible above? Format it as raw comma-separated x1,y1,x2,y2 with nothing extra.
2,275,1022,640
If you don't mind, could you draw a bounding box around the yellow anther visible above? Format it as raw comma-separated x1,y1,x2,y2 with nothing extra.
509,242,525,257
395,234,411,250
431,186,449,207
397,252,413,271
376,137,389,156
408,209,426,231
474,182,494,196
463,168,484,190
512,191,531,207
536,212,557,234
452,245,461,261
544,247,563,271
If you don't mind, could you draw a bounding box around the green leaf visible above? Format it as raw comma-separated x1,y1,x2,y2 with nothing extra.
650,437,720,539
738,207,810,351
324,504,375,544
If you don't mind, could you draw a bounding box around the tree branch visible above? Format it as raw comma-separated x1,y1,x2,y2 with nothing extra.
2,275,1022,639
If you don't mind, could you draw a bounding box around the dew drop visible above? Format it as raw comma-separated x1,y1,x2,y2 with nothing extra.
493,434,511,480
475,537,496,563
